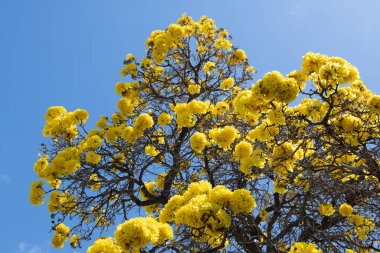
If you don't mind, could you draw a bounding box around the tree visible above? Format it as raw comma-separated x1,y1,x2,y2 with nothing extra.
29,14,380,253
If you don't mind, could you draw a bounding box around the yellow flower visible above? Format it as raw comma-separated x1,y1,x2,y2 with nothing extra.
114,217,173,252
140,57,152,69
367,95,380,114
234,140,253,160
246,66,255,74
228,189,256,214
86,151,101,164
220,77,234,90
158,112,172,126
211,101,229,116
29,180,45,205
339,203,353,217
319,203,335,216
120,63,137,77
52,223,70,249
87,237,121,253
89,174,101,191
188,84,201,94
69,234,80,248
267,109,285,125
134,113,154,130
203,61,216,75
73,109,89,123
156,173,167,189
190,132,209,153
229,49,247,64
33,155,49,178
45,106,67,121
288,242,322,253
117,97,135,117
96,115,108,129
86,135,103,149
273,181,287,194
145,145,159,156
209,126,240,150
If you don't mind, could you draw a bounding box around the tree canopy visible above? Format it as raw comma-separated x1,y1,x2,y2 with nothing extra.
30,14,380,253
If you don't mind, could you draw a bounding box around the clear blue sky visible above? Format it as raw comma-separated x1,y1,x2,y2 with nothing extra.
1,0,380,252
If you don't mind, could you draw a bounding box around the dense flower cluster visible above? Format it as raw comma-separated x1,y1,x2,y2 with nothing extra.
86,237,121,253
43,106,89,140
29,180,45,205
209,126,240,150
114,217,173,253
159,181,255,248
288,242,322,253
52,223,70,249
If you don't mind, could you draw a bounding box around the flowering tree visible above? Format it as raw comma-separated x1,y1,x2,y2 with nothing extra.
30,15,380,253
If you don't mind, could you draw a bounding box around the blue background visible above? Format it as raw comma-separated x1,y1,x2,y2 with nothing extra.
1,0,380,252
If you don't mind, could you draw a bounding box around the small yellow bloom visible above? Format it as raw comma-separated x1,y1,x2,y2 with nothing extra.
319,203,335,216
339,203,353,217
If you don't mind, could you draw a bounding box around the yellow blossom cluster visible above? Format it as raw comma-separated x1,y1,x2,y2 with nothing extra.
229,49,247,65
86,237,121,253
70,234,80,248
47,190,76,213
203,61,216,75
251,71,299,104
214,29,232,50
189,132,209,153
139,181,159,214
33,147,81,182
86,151,101,164
269,141,303,177
210,101,230,116
120,63,138,78
156,173,167,190
247,120,280,141
43,106,89,140
145,145,159,157
335,203,375,241
52,223,70,249
89,174,101,191
209,126,240,150
347,214,376,241
188,84,201,94
267,109,285,125
302,52,359,90
233,140,253,160
232,71,301,129
33,155,49,178
171,100,209,128
146,24,185,64
157,112,172,126
332,114,366,146
339,203,353,217
290,98,328,122
293,174,310,192
114,217,173,253
145,14,224,64
288,242,323,253
29,180,45,205
367,95,380,114
239,148,266,175
115,81,140,117
220,77,234,90
159,181,255,247
319,203,335,216
121,113,154,144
